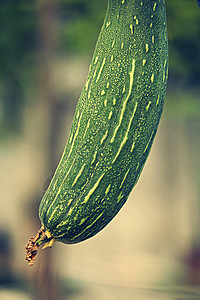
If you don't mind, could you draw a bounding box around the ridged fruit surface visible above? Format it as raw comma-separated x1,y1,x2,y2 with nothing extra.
39,0,168,244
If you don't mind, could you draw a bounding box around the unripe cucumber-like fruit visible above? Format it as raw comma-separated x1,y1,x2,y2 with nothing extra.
26,0,168,265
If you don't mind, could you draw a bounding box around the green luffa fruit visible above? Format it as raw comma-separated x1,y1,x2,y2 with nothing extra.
26,0,168,265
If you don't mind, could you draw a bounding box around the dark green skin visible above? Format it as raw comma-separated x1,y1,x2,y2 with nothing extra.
39,0,168,244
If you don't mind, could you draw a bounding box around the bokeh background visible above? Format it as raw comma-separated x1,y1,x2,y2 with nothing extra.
0,0,200,299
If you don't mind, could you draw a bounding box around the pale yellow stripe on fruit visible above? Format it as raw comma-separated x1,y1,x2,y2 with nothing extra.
47,206,58,224
56,208,74,228
142,59,146,66
69,111,80,143
88,89,91,99
163,59,167,82
117,191,124,203
130,24,134,35
163,72,166,82
81,173,104,204
136,162,140,172
156,94,160,106
69,132,74,144
88,63,92,73
54,204,74,230
93,69,97,79
96,57,106,82
68,111,83,158
100,130,108,144
164,58,167,70
79,217,88,225
94,56,99,64
52,178,58,191
71,212,104,241
67,198,73,206
120,168,130,189
111,39,115,48
56,231,68,238
146,101,152,111
106,21,111,28
166,65,169,79
85,79,89,91
66,206,73,217
56,220,69,229
46,158,75,215
83,118,90,139
131,140,135,152
91,150,97,164
110,59,136,143
108,111,113,119
76,110,80,119
112,102,138,163
72,163,86,187
143,131,154,153
105,184,111,195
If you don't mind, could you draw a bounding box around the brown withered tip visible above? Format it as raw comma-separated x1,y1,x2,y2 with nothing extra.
25,237,39,266
25,226,49,266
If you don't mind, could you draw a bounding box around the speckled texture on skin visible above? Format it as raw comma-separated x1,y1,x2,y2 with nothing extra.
39,0,168,244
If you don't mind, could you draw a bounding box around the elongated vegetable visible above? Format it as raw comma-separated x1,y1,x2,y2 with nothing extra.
26,0,168,265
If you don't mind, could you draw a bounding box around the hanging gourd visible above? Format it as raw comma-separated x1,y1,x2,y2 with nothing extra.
26,0,168,266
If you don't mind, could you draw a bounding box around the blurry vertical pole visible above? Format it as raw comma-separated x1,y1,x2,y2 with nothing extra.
37,0,60,171
35,0,61,299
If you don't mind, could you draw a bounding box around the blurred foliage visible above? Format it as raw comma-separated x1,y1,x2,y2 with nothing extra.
57,0,107,55
0,0,199,137
166,0,200,87
0,0,38,136
165,90,200,121
0,0,37,76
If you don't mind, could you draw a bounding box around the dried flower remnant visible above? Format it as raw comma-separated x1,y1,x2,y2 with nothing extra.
25,226,55,266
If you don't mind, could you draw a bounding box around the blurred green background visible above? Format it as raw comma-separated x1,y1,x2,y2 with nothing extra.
0,0,200,299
